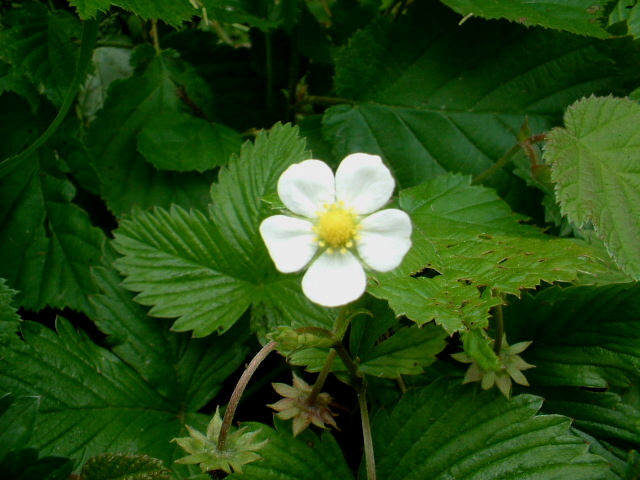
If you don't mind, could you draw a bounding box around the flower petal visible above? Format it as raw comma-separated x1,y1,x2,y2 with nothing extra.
357,209,412,272
260,215,317,273
302,251,366,307
278,160,335,217
335,153,395,214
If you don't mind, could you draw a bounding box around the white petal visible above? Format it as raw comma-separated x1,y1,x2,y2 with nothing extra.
357,209,412,272
260,215,317,273
302,251,366,307
335,153,395,215
278,160,335,218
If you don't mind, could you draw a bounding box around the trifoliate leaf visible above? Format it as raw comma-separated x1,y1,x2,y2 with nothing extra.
370,173,602,333
81,453,172,480
504,283,640,388
371,378,610,480
325,1,639,200
137,112,241,172
225,418,354,480
0,268,249,469
86,48,217,216
113,124,334,336
545,95,640,279
439,0,608,38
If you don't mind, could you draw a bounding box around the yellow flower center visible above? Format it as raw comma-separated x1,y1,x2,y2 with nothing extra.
314,203,359,253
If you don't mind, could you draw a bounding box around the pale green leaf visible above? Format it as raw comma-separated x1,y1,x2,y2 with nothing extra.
86,48,217,216
81,453,172,480
226,419,354,480
545,95,640,279
113,124,333,336
325,1,639,201
371,379,610,480
505,283,640,388
439,0,608,38
137,112,241,172
370,174,602,333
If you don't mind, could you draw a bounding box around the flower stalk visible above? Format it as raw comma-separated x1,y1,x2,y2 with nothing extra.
218,340,277,451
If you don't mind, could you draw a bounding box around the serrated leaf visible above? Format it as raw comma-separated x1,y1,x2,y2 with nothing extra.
0,5,81,107
439,0,608,38
113,124,334,336
0,158,110,314
370,174,601,333
0,279,19,326
137,112,241,172
81,453,172,480
357,323,447,378
0,272,249,470
0,394,39,462
68,0,197,25
324,1,639,200
505,283,640,388
545,95,640,279
86,48,217,216
226,419,354,480
371,378,610,480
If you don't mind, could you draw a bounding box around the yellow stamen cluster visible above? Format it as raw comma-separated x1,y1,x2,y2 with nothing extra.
313,202,360,254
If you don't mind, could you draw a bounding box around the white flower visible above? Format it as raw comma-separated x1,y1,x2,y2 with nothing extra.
260,153,412,307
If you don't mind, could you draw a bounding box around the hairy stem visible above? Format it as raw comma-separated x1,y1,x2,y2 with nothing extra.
472,143,521,185
307,348,337,405
359,385,377,480
218,340,277,451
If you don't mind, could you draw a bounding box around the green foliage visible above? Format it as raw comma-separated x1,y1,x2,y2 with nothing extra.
81,453,172,480
439,0,609,38
545,96,640,279
113,124,332,336
370,379,610,480
0,0,639,478
505,284,640,388
370,173,602,333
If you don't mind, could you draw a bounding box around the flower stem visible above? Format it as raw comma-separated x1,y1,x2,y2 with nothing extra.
307,348,337,405
218,340,276,451
359,385,377,480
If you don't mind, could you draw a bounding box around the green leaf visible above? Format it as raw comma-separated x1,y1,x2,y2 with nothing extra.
113,124,334,337
86,48,217,216
325,1,639,198
0,5,81,107
81,453,172,480
137,112,241,172
0,394,39,462
357,323,448,378
370,379,610,480
439,0,608,38
0,279,19,326
370,174,601,333
0,159,110,314
69,0,197,25
504,283,640,388
0,266,249,470
226,419,354,480
545,96,640,279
